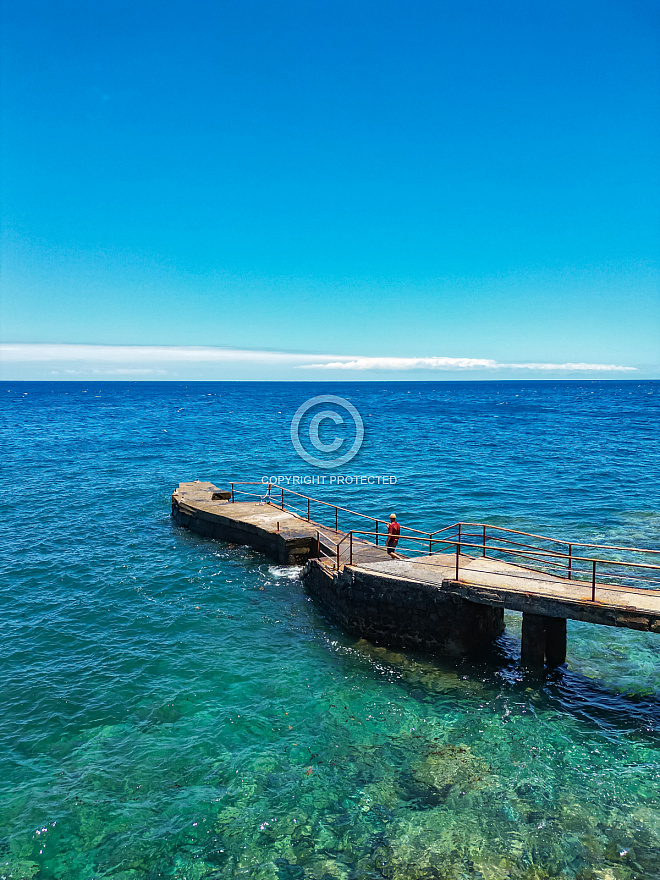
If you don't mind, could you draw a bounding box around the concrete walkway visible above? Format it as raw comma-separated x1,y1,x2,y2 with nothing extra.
172,483,660,634
357,554,660,631
173,481,391,565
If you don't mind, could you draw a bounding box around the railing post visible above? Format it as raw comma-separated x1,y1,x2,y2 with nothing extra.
281,488,284,510
591,560,596,601
482,525,486,557
376,521,379,546
307,497,310,521
429,537,432,555
350,531,353,566
317,530,320,558
336,541,339,571
456,524,462,580
568,544,572,579
335,507,338,532
231,483,234,503
267,483,271,504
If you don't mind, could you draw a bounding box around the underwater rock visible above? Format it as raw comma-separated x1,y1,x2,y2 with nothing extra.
172,855,216,880
274,858,305,878
411,743,490,799
371,810,494,880
360,780,399,811
0,858,40,880
351,641,486,697
306,856,350,880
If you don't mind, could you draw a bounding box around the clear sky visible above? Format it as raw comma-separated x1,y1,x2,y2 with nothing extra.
1,0,659,380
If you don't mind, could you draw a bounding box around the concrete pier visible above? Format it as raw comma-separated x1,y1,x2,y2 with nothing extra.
171,481,503,655
171,481,660,665
172,481,393,565
172,481,323,564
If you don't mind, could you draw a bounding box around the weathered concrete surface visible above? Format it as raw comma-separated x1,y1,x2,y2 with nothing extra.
171,485,660,661
172,481,322,563
355,554,660,633
172,481,394,565
433,557,658,633
520,613,567,669
302,559,504,656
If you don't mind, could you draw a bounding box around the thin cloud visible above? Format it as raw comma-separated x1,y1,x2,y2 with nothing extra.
0,344,329,364
50,367,168,375
500,362,637,372
303,357,497,370
303,356,636,372
0,344,637,373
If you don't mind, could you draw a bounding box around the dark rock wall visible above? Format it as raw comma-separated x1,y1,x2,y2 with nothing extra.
302,560,504,657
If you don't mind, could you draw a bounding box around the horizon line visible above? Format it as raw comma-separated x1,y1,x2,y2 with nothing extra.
3,377,657,384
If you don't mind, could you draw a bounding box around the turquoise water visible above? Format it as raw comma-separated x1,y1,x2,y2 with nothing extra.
2,381,659,880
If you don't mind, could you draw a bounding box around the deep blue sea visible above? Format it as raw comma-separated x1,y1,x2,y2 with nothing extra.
2,380,659,880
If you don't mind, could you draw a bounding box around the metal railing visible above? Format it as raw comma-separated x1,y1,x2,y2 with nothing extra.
226,482,660,601
432,523,660,595
228,481,430,544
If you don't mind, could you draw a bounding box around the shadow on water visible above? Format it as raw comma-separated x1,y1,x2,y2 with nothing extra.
314,607,660,742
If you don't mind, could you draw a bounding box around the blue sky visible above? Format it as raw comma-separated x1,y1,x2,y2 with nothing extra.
1,0,658,380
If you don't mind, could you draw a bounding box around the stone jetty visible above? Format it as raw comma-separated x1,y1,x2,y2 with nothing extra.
171,481,660,667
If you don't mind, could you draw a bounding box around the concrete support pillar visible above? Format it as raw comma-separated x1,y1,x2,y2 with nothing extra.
521,613,547,668
545,616,567,668
521,613,567,669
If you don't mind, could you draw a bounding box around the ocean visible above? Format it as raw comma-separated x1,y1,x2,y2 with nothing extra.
1,380,659,879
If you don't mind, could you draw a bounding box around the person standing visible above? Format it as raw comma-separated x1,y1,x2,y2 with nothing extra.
386,513,402,559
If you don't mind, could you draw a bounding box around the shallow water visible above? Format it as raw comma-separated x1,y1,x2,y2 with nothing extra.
1,381,659,879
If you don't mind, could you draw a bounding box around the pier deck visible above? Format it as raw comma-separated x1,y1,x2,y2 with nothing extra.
172,481,660,665
172,481,391,565
358,556,660,631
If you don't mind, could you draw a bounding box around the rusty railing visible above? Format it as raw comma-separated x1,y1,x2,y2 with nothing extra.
225,482,660,600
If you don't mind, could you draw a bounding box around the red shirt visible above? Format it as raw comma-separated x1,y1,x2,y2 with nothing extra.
387,521,400,545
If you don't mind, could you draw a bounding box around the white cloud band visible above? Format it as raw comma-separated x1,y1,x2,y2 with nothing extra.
0,344,636,374
304,356,637,372
0,344,325,364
